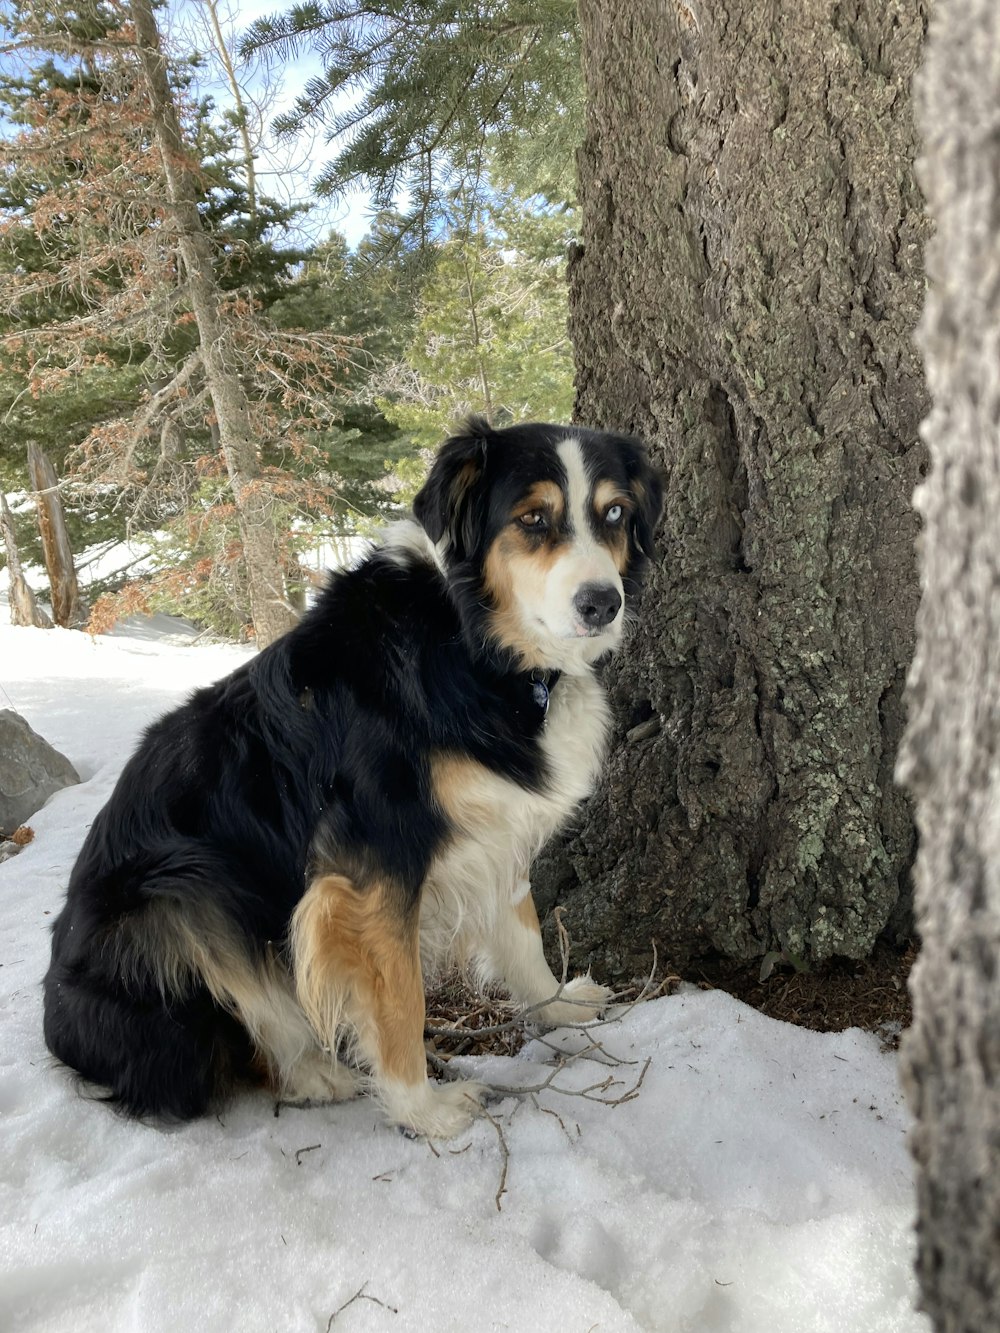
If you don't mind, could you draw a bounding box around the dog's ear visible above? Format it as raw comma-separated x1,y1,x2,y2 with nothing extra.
413,420,489,556
622,436,664,560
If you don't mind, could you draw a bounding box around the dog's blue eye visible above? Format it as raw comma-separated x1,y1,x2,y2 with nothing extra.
605,504,624,525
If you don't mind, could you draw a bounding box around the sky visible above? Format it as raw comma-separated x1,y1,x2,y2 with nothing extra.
170,0,375,248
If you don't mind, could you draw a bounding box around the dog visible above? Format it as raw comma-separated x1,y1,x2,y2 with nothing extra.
43,418,662,1139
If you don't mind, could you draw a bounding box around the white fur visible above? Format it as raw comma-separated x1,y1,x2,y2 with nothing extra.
380,519,448,577
377,1075,486,1139
421,669,611,984
532,975,614,1026
279,1049,362,1105
473,903,611,1021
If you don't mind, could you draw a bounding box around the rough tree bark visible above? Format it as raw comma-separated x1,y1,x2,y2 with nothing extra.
130,0,297,647
897,1,1000,1328
535,0,929,974
26,445,79,628
0,490,52,628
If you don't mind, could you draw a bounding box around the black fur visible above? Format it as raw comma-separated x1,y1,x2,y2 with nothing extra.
43,420,661,1120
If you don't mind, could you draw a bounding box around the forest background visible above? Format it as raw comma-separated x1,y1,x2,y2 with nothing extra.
0,0,577,639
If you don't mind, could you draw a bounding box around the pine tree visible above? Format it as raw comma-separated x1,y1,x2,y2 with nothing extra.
534,0,928,974
239,0,581,212
130,0,298,645
374,186,575,449
0,0,346,641
265,216,432,524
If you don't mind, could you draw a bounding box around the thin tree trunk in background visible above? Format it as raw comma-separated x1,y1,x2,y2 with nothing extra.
202,0,257,225
898,1,1000,1327
26,445,78,627
535,0,929,974
130,0,297,647
0,490,52,629
462,249,493,421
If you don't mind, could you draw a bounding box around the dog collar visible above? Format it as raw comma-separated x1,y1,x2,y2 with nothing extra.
530,669,560,716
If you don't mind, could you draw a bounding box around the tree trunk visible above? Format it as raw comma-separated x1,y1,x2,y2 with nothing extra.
536,0,929,974
26,444,79,627
130,0,297,647
898,1,1000,1327
0,490,52,629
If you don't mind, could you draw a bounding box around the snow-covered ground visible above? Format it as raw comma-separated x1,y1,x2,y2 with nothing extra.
0,619,929,1333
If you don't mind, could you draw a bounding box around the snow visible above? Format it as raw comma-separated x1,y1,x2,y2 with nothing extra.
0,618,930,1333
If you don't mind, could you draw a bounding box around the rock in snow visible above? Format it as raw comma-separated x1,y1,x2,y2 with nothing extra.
0,708,79,837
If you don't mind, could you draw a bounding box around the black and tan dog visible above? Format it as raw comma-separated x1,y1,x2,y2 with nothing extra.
43,418,662,1139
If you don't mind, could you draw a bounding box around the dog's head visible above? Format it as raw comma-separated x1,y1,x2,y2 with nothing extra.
413,418,663,674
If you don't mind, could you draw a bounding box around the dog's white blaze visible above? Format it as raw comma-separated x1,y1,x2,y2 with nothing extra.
559,435,624,595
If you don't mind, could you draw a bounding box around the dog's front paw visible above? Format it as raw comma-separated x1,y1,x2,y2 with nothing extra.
533,974,613,1027
380,1077,485,1140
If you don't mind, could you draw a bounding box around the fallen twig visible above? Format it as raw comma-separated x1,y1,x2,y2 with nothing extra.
479,1105,511,1212
425,937,675,1047
418,922,669,1210
531,1096,579,1143
326,1282,398,1327
481,1055,652,1105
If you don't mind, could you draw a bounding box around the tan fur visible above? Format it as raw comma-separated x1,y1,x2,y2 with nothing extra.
431,752,497,828
482,529,564,667
514,891,542,934
447,459,482,528
291,873,425,1087
593,479,630,512
515,479,565,523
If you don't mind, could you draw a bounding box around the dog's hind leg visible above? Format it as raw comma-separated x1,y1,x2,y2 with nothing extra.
228,965,361,1106
291,873,484,1138
149,917,361,1108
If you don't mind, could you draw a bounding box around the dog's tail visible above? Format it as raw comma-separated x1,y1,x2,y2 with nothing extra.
43,955,250,1120
42,874,255,1121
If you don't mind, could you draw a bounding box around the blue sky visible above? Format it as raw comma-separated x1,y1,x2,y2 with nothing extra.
166,0,374,247
0,0,383,248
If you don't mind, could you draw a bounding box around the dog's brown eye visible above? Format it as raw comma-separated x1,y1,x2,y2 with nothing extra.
518,511,547,529
605,504,624,526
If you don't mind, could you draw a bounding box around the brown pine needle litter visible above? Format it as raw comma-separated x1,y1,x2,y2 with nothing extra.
691,940,916,1047
423,936,916,1062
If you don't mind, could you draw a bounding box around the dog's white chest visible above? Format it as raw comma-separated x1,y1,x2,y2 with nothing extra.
420,673,610,963
535,670,611,827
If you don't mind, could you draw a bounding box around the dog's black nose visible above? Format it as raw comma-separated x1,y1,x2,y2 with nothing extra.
574,582,622,629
